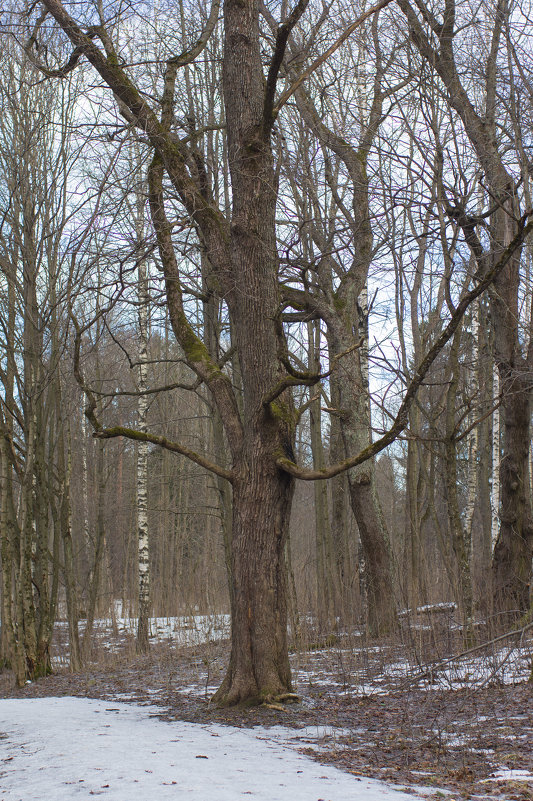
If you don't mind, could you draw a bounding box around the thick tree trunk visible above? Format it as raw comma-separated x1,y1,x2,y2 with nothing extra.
211,0,298,703
492,373,533,620
213,462,294,706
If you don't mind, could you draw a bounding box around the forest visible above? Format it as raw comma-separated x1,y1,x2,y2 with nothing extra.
0,0,533,742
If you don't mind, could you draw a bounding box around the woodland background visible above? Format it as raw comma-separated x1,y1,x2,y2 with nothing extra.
0,0,532,698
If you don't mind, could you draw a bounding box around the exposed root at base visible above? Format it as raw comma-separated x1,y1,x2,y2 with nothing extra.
261,692,300,711
277,692,300,703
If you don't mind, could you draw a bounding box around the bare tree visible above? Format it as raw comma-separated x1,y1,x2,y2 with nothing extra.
0,37,86,682
398,0,533,622
17,0,532,704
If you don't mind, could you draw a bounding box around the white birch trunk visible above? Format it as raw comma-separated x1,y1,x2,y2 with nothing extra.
491,364,500,553
136,183,150,653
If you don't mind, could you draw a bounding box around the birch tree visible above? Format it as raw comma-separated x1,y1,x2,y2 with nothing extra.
133,164,151,653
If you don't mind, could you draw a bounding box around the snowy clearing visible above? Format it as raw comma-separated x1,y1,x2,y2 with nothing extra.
0,697,421,801
3,617,532,800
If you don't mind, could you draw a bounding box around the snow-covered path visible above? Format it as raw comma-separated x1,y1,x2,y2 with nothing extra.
0,698,418,800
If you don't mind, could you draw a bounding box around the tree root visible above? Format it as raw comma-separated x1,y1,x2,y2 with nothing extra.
276,692,300,703
261,692,300,711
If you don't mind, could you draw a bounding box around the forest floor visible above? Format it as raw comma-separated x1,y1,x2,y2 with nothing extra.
1,617,533,800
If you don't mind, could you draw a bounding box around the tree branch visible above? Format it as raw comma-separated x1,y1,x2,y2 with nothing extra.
272,0,396,116
161,0,221,130
148,154,243,456
276,213,533,479
93,426,233,482
263,0,310,135
39,0,231,287
263,374,321,407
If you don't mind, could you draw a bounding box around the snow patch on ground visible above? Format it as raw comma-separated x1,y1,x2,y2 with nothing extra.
480,768,533,782
0,697,423,801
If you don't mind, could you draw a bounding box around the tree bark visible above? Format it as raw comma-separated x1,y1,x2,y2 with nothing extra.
492,373,533,618
135,165,151,654
213,464,294,705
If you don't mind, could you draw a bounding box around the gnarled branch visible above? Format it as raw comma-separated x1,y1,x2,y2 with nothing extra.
93,426,233,482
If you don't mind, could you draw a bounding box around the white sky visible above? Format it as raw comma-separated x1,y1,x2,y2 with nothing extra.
0,697,424,801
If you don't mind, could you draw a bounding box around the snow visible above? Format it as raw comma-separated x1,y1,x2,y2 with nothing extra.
293,644,532,698
0,697,422,801
52,613,533,697
398,603,457,617
481,768,533,782
55,614,230,649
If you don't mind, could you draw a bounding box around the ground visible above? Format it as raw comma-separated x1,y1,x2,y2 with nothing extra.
1,616,532,800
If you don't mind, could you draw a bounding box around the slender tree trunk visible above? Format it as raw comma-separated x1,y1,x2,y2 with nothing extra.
471,300,493,614
328,373,350,622
444,326,473,631
136,185,151,654
0,437,26,685
83,438,106,651
328,317,397,635
404,432,421,609
294,87,396,635
308,320,333,627
203,277,233,609
81,409,91,599
0,269,26,684
464,299,480,541
60,432,82,671
397,0,533,621
491,364,501,552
